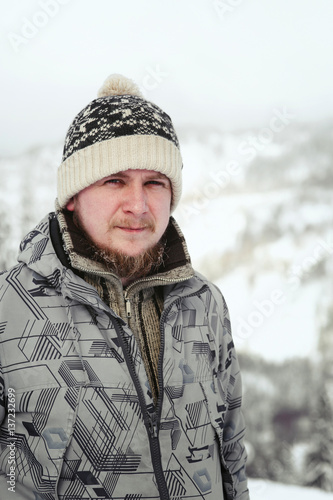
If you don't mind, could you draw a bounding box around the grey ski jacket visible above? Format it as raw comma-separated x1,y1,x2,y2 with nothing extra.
0,214,249,499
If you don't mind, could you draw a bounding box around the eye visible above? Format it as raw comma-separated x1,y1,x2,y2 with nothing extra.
104,178,123,185
146,180,169,188
146,180,162,185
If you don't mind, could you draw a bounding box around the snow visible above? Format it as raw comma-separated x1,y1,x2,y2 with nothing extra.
249,479,333,499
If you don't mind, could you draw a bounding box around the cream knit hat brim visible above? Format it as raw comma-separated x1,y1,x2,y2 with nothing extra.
57,134,182,210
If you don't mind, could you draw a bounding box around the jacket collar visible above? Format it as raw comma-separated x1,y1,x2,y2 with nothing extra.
53,206,194,291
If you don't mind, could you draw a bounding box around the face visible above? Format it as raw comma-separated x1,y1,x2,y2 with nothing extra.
66,169,172,257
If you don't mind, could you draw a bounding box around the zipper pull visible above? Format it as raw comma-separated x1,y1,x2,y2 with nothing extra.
124,293,131,318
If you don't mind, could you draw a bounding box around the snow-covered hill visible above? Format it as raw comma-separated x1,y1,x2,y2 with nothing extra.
249,478,333,499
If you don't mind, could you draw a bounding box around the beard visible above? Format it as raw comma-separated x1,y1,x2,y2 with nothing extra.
73,211,167,282
92,240,166,282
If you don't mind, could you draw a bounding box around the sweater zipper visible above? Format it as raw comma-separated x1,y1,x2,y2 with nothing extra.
122,274,192,319
69,262,193,320
124,292,132,318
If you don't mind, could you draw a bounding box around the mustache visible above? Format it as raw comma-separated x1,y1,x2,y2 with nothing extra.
111,219,155,231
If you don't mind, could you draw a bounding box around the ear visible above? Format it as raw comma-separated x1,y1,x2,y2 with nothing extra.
66,198,75,211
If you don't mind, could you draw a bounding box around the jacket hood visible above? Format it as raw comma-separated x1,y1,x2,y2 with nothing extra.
17,214,65,287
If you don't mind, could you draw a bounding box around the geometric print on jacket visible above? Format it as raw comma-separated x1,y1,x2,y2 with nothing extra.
0,214,249,500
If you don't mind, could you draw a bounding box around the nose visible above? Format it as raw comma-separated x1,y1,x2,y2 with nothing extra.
122,183,148,216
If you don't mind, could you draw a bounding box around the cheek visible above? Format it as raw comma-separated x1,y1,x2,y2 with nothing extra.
74,198,101,234
77,193,110,220
155,203,171,235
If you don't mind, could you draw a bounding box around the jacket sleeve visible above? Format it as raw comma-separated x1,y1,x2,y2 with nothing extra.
210,283,250,500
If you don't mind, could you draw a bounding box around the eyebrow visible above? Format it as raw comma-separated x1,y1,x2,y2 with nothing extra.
106,171,168,180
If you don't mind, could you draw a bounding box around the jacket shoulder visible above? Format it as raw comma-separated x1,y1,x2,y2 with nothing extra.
192,270,228,309
0,262,24,282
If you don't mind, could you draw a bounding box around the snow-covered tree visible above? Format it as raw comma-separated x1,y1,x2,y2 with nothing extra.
303,388,333,491
303,295,333,492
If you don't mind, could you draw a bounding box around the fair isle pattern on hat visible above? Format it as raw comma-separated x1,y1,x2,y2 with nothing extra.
62,96,180,162
57,75,183,211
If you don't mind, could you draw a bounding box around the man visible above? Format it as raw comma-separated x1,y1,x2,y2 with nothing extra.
0,74,249,499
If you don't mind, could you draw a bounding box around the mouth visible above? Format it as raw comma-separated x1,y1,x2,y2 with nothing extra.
118,227,146,232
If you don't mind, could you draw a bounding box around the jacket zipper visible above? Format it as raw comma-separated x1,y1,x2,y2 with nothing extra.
113,317,170,500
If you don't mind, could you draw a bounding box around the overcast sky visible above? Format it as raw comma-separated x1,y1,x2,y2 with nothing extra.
1,0,333,156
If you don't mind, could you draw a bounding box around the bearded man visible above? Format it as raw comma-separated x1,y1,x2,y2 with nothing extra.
0,74,249,500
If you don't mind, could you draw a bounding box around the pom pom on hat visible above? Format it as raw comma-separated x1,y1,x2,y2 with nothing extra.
97,73,143,98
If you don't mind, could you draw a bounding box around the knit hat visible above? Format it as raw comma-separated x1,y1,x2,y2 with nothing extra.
57,74,183,211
